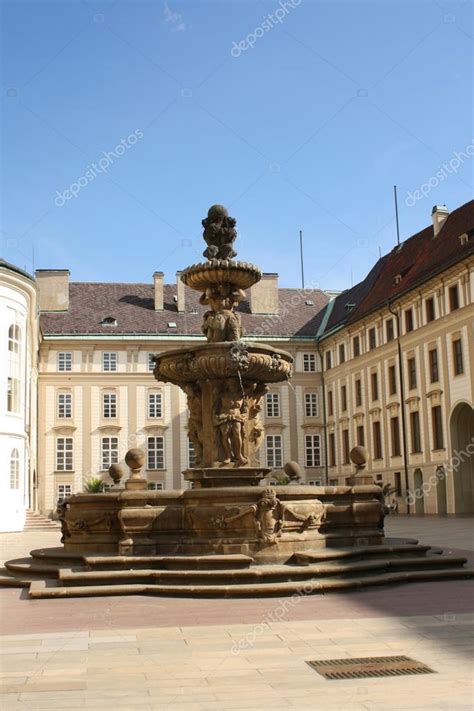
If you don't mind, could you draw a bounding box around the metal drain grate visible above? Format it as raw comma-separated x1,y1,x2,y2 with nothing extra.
306,655,435,680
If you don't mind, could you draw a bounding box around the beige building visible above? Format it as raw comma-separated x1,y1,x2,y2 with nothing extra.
318,202,474,514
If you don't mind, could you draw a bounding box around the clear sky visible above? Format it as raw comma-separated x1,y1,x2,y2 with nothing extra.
1,0,472,291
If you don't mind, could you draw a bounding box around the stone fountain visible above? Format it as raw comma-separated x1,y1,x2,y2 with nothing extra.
1,205,471,597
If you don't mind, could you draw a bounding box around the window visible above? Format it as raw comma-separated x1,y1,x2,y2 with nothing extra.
148,353,156,372
390,417,401,457
266,435,282,468
339,385,347,412
388,365,397,396
305,435,321,467
188,440,196,468
147,482,164,491
368,327,377,350
103,392,117,418
410,411,422,453
329,478,338,486
303,353,317,372
338,344,345,364
58,352,72,371
101,436,119,470
148,392,163,419
325,351,332,370
429,349,439,383
7,377,20,413
432,406,444,450
353,336,360,357
8,324,21,353
355,378,362,407
371,372,378,401
407,357,417,389
10,449,20,489
266,393,280,417
328,433,336,467
386,318,395,342
103,352,118,372
147,436,165,470
394,472,402,497
453,339,464,375
449,284,459,311
308,479,322,486
426,297,435,322
373,421,382,460
57,483,72,502
305,393,318,417
56,437,73,471
342,430,350,465
405,309,414,333
356,425,365,447
58,393,72,419
327,391,333,417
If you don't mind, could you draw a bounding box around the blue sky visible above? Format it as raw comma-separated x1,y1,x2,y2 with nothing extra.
1,0,472,291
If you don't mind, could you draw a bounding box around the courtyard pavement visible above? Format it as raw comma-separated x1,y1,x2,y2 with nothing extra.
0,515,473,710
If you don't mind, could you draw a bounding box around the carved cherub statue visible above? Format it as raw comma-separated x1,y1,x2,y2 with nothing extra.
202,204,237,260
201,287,243,343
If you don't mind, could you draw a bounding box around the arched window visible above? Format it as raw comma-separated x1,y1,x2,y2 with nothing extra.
8,324,21,354
10,449,20,489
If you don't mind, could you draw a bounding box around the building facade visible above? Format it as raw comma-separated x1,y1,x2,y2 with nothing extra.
0,260,39,531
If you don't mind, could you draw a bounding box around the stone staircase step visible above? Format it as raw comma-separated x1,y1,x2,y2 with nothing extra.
82,554,254,570
291,543,433,564
4,558,63,577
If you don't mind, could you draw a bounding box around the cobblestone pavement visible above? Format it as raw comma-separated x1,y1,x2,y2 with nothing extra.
0,517,472,710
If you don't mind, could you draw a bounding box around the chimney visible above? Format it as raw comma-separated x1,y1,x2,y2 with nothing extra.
35,269,70,312
176,271,185,312
432,205,449,236
250,273,279,315
153,271,164,311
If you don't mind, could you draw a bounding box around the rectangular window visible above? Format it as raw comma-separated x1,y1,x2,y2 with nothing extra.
147,482,164,491
405,309,414,333
101,436,119,470
57,483,72,502
342,430,350,464
453,339,464,376
449,284,459,311
388,365,397,396
371,372,378,401
103,352,118,372
394,472,402,497
266,393,280,417
432,406,444,450
58,393,72,419
188,440,196,468
327,390,333,417
408,357,417,389
368,327,377,350
426,297,435,322
339,344,345,364
303,353,317,372
103,393,117,418
56,437,73,471
373,422,382,460
147,436,165,470
7,377,20,413
353,335,360,357
148,392,163,419
148,353,156,372
266,435,283,468
355,378,362,407
58,352,72,372
410,411,422,453
308,479,322,486
357,425,365,447
325,351,332,370
341,385,347,412
329,433,336,467
390,416,401,457
386,318,394,342
305,393,318,417
305,435,321,467
429,348,439,383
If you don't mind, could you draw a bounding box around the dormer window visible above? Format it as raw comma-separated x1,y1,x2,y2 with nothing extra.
394,274,402,285
459,233,468,246
101,316,117,327
168,322,177,328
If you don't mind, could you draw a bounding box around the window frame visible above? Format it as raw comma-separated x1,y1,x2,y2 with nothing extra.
9,448,20,489
57,392,72,419
148,391,163,419
303,353,317,372
266,392,281,418
453,339,464,376
305,434,321,468
304,392,318,418
57,352,72,372
102,392,117,419
102,352,118,372
266,434,283,468
147,435,165,470
56,437,74,472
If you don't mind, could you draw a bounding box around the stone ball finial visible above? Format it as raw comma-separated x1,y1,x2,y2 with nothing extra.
125,448,145,472
350,445,368,468
108,462,123,484
284,461,302,481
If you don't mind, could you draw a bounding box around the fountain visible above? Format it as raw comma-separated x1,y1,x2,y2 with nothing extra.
1,205,471,597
